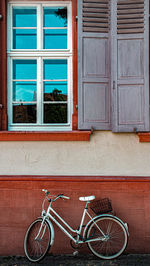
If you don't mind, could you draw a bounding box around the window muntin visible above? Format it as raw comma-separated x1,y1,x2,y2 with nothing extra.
7,2,72,131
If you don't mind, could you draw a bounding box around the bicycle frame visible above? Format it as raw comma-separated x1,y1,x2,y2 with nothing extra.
41,200,106,244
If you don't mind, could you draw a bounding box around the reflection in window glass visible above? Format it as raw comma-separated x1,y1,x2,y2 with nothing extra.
44,60,67,80
13,7,37,27
44,82,67,101
43,59,68,124
13,82,37,102
44,29,67,49
12,60,37,123
13,104,36,123
13,29,37,49
44,104,67,123
13,60,37,80
44,7,67,27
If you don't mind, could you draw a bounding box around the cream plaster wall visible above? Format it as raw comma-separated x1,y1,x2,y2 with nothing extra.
0,132,150,176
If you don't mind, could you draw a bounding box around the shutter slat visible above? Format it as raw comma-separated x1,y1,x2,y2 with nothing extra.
118,0,144,4
83,3,108,8
83,17,108,22
118,13,144,19
118,18,144,24
83,13,109,18
117,23,144,29
83,0,108,2
84,27,109,32
117,28,144,34
117,9,144,14
83,8,108,13
83,22,108,27
117,4,144,9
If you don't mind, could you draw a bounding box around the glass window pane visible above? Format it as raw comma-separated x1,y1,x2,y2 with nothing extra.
44,7,67,27
13,60,37,80
44,82,67,101
44,59,67,80
13,7,37,27
44,29,67,49
44,104,67,124
13,29,37,49
13,82,37,102
13,104,36,123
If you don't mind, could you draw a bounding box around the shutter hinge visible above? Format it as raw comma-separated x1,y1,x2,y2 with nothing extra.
113,81,115,90
0,15,2,20
0,104,3,109
76,16,78,21
76,105,78,110
91,127,94,134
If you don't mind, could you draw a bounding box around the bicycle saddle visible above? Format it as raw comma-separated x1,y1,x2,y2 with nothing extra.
79,195,95,201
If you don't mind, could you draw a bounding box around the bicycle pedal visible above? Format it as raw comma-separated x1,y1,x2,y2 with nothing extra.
73,250,79,256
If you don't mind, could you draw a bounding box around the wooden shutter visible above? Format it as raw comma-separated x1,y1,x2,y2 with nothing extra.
78,0,111,130
112,0,149,132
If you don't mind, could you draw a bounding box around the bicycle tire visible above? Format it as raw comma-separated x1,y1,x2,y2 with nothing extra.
86,216,128,260
24,218,51,262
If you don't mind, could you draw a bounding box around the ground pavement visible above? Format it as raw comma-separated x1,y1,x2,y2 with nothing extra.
0,254,150,266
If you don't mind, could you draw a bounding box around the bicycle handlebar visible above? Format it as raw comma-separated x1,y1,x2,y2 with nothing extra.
61,195,70,200
42,189,70,200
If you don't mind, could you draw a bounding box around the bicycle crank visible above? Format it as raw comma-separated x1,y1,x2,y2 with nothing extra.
70,236,82,250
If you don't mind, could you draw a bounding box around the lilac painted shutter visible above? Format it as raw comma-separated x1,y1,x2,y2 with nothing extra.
78,0,111,130
112,0,149,132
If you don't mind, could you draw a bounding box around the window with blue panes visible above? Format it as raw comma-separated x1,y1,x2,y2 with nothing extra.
7,2,72,131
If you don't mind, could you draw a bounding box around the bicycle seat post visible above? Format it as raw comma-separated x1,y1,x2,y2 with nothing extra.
85,201,90,209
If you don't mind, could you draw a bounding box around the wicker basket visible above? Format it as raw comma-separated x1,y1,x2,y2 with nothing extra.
90,198,112,215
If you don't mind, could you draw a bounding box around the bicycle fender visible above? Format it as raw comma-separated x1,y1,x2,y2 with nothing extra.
38,217,55,246
83,214,129,239
45,218,55,246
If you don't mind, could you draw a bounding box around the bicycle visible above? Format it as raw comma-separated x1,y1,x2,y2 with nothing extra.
24,189,129,262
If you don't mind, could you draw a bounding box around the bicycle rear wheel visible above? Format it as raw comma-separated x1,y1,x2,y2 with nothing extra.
86,216,128,260
24,218,51,262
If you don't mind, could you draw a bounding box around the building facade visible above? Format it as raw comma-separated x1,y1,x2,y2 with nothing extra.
0,0,150,255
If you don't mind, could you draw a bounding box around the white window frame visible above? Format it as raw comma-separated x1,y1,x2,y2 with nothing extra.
7,1,73,131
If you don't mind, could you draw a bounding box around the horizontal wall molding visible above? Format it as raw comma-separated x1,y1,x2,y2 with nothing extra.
1,175,150,182
138,133,150,142
0,131,91,141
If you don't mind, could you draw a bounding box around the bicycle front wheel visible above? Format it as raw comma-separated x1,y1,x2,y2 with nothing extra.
86,216,128,260
24,218,51,262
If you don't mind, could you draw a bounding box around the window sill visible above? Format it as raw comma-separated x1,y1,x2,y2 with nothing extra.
138,133,150,142
0,131,91,141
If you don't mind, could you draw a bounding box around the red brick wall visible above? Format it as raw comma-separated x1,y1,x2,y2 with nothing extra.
0,177,150,255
